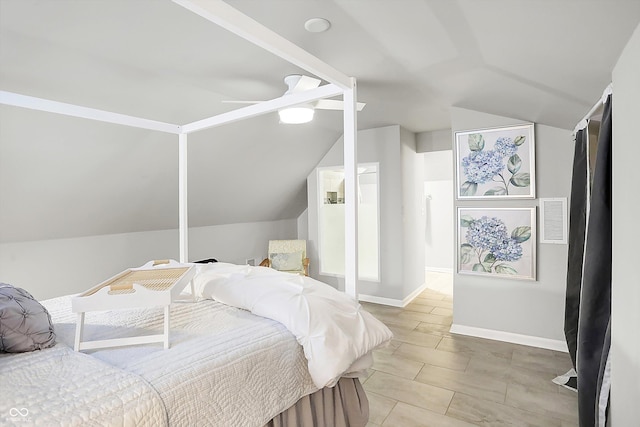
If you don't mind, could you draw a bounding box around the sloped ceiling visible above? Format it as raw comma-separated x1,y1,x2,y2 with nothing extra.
1,0,639,243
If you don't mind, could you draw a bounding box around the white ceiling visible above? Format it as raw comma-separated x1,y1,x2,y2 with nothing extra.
1,0,639,243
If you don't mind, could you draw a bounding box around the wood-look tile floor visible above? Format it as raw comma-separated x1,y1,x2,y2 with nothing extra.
361,272,578,427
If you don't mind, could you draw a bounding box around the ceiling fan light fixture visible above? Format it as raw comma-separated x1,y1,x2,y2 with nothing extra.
278,105,315,124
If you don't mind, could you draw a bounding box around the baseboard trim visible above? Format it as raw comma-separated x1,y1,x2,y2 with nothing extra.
358,294,404,307
359,282,429,308
449,324,568,352
425,267,454,274
401,282,429,306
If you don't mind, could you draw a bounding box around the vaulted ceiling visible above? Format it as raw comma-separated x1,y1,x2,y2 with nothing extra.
1,0,639,243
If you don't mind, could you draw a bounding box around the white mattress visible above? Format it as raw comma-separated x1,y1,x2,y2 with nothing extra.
44,295,318,427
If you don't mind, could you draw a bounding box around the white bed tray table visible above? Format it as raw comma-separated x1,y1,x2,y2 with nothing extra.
72,259,196,352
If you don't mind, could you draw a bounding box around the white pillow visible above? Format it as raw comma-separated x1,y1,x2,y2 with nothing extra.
270,251,303,271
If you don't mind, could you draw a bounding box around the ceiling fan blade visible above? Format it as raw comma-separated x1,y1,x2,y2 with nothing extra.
315,99,366,111
291,75,321,93
221,100,263,104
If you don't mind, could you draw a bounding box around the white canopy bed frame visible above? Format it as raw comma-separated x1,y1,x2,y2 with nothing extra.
0,0,361,299
0,6,395,426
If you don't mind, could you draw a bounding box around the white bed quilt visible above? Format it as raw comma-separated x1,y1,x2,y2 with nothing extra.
0,343,167,427
44,296,318,427
193,263,394,388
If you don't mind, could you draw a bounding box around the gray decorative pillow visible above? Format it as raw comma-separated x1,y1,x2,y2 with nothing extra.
0,283,56,353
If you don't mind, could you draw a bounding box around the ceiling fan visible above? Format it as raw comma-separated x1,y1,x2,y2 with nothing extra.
223,74,366,124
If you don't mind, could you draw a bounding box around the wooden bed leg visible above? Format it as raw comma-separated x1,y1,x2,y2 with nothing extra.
74,312,85,351
163,305,170,349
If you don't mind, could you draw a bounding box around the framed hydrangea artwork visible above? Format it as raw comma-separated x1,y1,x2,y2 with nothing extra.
455,124,535,199
458,207,536,280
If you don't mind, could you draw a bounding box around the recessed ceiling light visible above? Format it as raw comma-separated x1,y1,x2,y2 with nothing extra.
304,18,331,33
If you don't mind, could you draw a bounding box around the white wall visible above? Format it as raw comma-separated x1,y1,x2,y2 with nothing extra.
610,22,640,426
307,125,425,302
400,128,426,298
423,150,454,272
0,219,296,300
451,107,573,344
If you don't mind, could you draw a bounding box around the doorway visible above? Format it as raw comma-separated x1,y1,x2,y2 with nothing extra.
423,150,454,295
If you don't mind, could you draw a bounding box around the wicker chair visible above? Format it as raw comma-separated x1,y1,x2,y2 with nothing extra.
259,240,310,276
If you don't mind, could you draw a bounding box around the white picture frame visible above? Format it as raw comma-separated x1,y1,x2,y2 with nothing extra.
455,123,536,199
458,207,536,280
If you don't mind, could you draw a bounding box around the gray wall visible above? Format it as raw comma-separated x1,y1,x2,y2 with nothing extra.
0,219,297,300
451,107,573,342
297,208,309,241
611,22,640,426
417,129,453,152
307,125,424,301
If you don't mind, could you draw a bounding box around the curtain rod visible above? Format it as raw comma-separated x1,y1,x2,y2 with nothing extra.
573,83,613,135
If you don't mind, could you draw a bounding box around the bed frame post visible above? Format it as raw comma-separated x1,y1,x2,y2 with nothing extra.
179,133,188,263
343,78,358,300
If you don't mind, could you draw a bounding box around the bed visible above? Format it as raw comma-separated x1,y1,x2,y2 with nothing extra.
1,2,374,424
0,263,392,426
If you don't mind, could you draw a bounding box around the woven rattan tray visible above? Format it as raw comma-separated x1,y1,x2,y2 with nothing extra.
84,266,191,295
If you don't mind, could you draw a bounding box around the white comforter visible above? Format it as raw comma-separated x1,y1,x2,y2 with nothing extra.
0,343,167,427
193,263,394,388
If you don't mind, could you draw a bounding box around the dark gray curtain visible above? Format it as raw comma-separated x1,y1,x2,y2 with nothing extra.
565,127,589,369
596,320,612,426
577,94,612,427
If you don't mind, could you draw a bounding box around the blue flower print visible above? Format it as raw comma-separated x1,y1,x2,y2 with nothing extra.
460,215,530,275
461,150,505,184
459,132,529,197
494,137,518,157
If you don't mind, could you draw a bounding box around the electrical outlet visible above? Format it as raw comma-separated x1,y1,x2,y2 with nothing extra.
246,258,256,266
